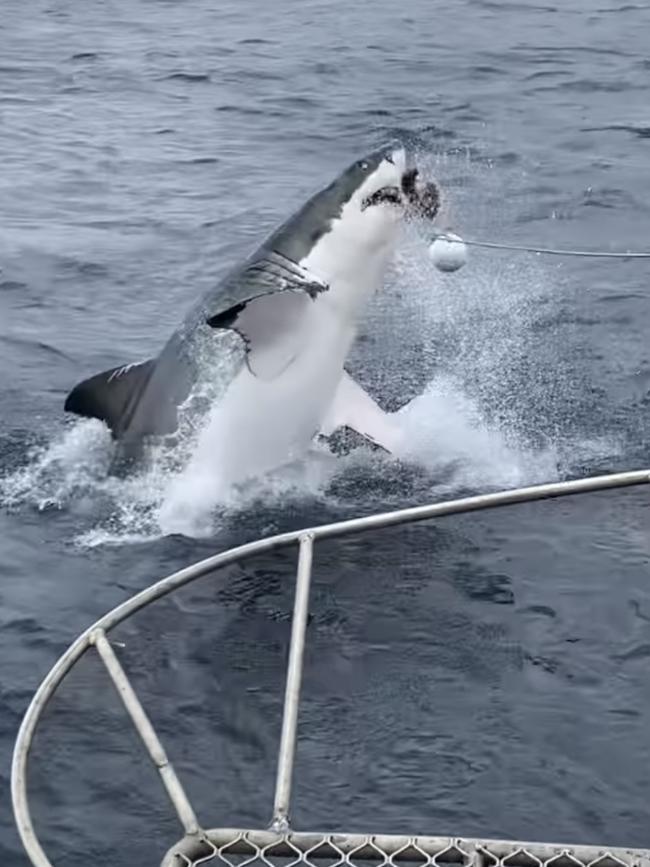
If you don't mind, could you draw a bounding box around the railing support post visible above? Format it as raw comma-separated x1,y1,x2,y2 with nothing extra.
91,629,201,836
270,533,314,832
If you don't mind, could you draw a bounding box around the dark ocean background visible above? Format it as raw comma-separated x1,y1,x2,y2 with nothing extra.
2,1,650,865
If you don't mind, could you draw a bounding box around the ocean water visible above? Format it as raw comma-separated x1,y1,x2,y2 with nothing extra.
2,1,650,864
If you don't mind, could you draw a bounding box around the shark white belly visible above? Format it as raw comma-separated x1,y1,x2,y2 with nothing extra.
201,303,354,486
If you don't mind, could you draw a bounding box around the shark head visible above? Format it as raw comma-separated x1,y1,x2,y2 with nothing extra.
267,143,440,270
343,144,440,221
274,145,440,317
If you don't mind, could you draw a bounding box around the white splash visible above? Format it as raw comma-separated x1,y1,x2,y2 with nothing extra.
0,420,113,512
0,149,625,544
393,375,560,490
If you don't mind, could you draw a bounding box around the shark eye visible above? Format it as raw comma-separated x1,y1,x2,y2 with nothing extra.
357,160,369,171
384,153,394,165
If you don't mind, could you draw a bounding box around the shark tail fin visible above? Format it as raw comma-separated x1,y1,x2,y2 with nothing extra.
64,359,176,438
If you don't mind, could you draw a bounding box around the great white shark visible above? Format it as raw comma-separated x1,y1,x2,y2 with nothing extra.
65,143,440,492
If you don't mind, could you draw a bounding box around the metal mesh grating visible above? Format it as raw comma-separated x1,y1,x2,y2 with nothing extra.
162,831,650,867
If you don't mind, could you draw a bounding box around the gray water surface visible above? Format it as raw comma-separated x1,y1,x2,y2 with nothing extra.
2,1,650,865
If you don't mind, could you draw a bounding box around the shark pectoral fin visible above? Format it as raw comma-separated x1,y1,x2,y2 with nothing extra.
206,253,327,331
64,358,178,438
321,372,403,453
208,290,311,381
205,253,329,381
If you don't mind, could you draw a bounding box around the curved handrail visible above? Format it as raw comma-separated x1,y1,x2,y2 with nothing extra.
12,468,650,867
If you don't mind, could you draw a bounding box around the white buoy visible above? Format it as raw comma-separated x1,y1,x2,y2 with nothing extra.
428,232,468,273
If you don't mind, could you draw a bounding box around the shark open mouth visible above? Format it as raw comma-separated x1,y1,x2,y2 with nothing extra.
361,169,440,219
361,186,403,210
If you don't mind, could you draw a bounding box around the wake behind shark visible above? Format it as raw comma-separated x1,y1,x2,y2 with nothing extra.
65,143,440,505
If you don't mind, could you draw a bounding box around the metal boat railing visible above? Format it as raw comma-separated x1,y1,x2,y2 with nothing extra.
11,470,650,867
